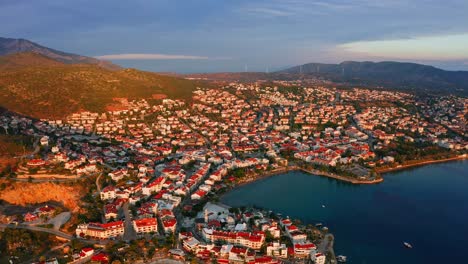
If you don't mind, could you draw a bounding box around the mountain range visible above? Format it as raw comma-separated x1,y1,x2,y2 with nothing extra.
0,37,120,70
280,61,468,95
0,36,466,120
184,61,468,95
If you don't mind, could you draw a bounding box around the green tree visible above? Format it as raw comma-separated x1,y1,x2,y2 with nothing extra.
265,230,274,243
165,232,175,248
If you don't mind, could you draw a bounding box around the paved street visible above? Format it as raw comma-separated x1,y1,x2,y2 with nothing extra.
47,212,71,230
0,223,73,240
122,203,137,241
147,259,183,264
0,223,108,245
95,172,103,193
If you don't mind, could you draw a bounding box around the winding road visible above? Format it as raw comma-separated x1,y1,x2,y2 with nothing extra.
0,223,74,240
0,223,107,245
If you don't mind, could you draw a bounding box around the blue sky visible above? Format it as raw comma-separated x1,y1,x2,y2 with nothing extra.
1,0,468,72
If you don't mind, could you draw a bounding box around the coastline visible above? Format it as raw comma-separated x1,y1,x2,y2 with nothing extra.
298,167,383,185
233,154,467,189
221,157,468,264
375,155,467,173
235,166,299,188
235,165,383,189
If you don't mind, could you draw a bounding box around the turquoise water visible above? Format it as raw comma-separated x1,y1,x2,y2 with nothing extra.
221,160,468,264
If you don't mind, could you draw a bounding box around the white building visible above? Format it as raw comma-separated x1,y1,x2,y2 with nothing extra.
132,218,158,234
76,221,124,239
311,252,326,264
100,186,116,200
40,136,49,146
266,242,288,258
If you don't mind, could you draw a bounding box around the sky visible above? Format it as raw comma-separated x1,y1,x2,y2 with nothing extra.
1,0,468,72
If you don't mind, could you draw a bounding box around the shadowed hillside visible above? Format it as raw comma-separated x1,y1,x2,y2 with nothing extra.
0,37,120,70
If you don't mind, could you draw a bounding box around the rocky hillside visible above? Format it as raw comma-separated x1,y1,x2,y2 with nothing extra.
0,182,84,210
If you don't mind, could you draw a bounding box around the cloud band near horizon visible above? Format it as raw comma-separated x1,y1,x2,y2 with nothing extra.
95,53,211,60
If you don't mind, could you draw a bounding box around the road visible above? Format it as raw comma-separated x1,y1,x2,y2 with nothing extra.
348,115,377,151
0,223,74,240
0,223,108,245
147,259,183,264
12,169,102,183
46,212,71,230
95,172,103,193
122,203,137,241
13,170,100,183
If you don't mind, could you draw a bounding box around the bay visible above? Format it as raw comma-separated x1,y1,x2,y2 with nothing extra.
221,160,468,264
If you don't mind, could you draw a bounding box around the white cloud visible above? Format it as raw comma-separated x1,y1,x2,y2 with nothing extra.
311,1,353,10
95,53,210,60
243,7,293,17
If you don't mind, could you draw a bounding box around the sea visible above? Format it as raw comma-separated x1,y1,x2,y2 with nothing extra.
221,160,468,264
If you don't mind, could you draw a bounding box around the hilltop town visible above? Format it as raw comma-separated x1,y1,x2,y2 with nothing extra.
0,82,466,264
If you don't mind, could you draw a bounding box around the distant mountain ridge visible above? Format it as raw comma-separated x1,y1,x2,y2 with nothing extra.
280,61,468,95
0,37,120,70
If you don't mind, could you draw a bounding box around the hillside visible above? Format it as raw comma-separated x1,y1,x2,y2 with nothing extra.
0,52,207,119
0,134,34,172
0,181,84,210
280,61,468,95
0,52,64,70
0,37,120,70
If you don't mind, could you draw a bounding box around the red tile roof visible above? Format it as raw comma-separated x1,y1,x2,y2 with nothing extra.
133,218,157,227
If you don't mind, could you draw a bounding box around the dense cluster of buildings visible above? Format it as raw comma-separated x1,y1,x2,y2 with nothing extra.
1,82,466,263
177,203,325,263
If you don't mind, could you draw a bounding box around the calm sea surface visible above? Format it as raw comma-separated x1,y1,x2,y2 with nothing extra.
221,160,468,264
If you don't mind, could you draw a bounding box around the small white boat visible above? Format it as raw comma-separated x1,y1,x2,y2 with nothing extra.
337,255,347,262
403,242,413,249
315,223,323,227
322,204,326,208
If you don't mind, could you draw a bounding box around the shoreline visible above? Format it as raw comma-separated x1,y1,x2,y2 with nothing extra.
234,155,467,188
235,165,383,189
224,157,466,263
235,166,299,188
375,155,467,173
298,167,383,185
